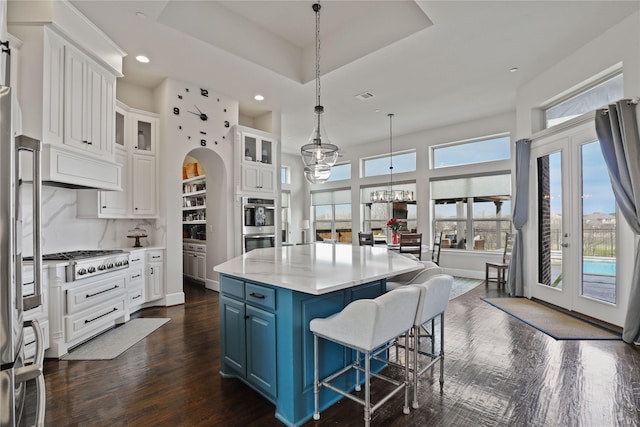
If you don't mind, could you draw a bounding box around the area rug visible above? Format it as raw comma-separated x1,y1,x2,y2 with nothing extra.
62,318,171,360
482,298,621,340
450,277,483,299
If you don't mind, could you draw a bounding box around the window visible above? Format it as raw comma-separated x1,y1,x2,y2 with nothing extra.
432,135,510,169
361,183,417,242
431,174,511,251
311,189,352,243
544,73,623,128
281,191,290,243
281,166,290,184
363,151,416,177
326,163,351,182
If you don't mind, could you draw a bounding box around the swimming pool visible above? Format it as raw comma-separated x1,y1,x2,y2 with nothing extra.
583,258,616,276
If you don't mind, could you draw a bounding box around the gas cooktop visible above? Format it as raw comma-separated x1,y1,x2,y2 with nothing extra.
25,249,125,261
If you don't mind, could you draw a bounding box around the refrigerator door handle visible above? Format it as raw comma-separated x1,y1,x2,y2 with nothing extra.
15,319,46,427
16,135,43,311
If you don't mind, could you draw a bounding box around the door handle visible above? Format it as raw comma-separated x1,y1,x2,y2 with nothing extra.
16,320,46,427
16,135,43,311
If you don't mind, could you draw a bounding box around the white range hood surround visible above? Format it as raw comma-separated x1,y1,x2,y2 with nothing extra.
22,143,122,191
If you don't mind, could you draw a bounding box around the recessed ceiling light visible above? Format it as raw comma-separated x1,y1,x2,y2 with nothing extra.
254,94,265,101
136,11,147,19
509,67,519,73
136,55,150,64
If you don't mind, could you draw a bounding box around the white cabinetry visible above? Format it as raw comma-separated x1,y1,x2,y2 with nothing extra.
127,250,145,313
183,243,206,283
64,42,115,156
42,28,65,145
146,250,164,302
235,126,278,195
77,102,159,218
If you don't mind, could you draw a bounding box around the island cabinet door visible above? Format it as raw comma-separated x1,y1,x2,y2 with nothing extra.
220,295,246,376
246,305,277,400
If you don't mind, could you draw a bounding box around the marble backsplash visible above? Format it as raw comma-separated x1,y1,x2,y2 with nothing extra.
20,184,164,255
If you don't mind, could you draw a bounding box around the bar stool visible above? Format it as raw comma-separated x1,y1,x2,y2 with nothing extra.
385,261,442,291
408,274,452,408
310,286,420,426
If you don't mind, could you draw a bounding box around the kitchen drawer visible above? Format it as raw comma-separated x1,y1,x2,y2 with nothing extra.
66,274,126,314
245,282,275,311
65,298,125,342
129,251,145,265
184,243,206,253
128,267,144,285
128,286,144,308
221,276,244,299
146,250,163,263
24,320,50,362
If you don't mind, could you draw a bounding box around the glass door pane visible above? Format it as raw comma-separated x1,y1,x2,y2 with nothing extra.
580,141,616,303
537,151,563,289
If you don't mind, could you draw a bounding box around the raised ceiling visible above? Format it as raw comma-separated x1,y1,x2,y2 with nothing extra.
68,1,640,153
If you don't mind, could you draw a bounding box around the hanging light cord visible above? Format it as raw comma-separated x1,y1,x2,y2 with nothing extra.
313,2,322,145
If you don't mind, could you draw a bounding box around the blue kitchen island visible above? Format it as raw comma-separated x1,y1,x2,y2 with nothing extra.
214,243,421,427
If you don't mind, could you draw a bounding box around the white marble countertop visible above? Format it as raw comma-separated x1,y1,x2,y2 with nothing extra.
214,243,422,295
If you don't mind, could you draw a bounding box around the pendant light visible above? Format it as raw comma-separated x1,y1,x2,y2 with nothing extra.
301,1,339,184
370,113,414,203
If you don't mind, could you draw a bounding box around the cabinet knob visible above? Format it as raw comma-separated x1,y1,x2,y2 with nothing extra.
244,315,250,320
135,207,138,210
102,205,107,209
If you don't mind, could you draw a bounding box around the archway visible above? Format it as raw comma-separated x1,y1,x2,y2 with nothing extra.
181,148,228,293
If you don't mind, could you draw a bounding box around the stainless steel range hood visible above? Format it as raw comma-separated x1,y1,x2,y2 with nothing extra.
21,143,122,191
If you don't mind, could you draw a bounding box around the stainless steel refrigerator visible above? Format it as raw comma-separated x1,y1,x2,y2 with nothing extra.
0,40,46,427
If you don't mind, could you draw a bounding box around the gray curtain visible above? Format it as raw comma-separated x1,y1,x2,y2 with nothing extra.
507,139,531,297
595,100,640,344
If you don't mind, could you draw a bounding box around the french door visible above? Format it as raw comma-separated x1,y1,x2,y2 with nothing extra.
528,121,628,326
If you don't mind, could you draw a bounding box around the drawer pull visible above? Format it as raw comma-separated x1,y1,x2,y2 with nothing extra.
86,285,119,299
132,258,141,262
249,292,265,299
132,274,141,279
85,307,118,324
132,294,142,300
152,255,161,259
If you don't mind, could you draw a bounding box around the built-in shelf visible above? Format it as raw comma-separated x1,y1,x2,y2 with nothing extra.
183,190,206,197
183,206,206,211
183,220,207,225
182,173,206,238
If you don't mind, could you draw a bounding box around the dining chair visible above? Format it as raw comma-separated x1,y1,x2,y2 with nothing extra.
399,233,422,260
431,231,443,265
358,232,374,246
485,232,512,288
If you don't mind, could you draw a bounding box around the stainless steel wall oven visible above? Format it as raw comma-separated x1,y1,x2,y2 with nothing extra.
242,197,276,253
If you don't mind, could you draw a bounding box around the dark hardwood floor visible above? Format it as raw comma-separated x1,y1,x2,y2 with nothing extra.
30,281,640,426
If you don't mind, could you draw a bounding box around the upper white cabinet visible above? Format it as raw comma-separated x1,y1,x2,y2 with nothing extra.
235,126,278,195
42,28,65,145
63,42,115,157
77,102,159,219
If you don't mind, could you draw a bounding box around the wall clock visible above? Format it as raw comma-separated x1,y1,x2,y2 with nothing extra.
172,86,229,146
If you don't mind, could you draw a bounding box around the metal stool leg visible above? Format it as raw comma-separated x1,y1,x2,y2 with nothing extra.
313,334,320,420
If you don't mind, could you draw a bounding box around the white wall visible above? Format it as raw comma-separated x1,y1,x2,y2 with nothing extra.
154,78,239,304
517,11,640,137
281,152,309,244
116,81,157,113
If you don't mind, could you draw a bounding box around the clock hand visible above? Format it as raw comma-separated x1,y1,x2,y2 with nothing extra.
187,110,208,121
194,105,203,114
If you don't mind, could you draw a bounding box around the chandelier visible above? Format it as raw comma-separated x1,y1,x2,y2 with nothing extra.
301,1,339,184
370,114,414,203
